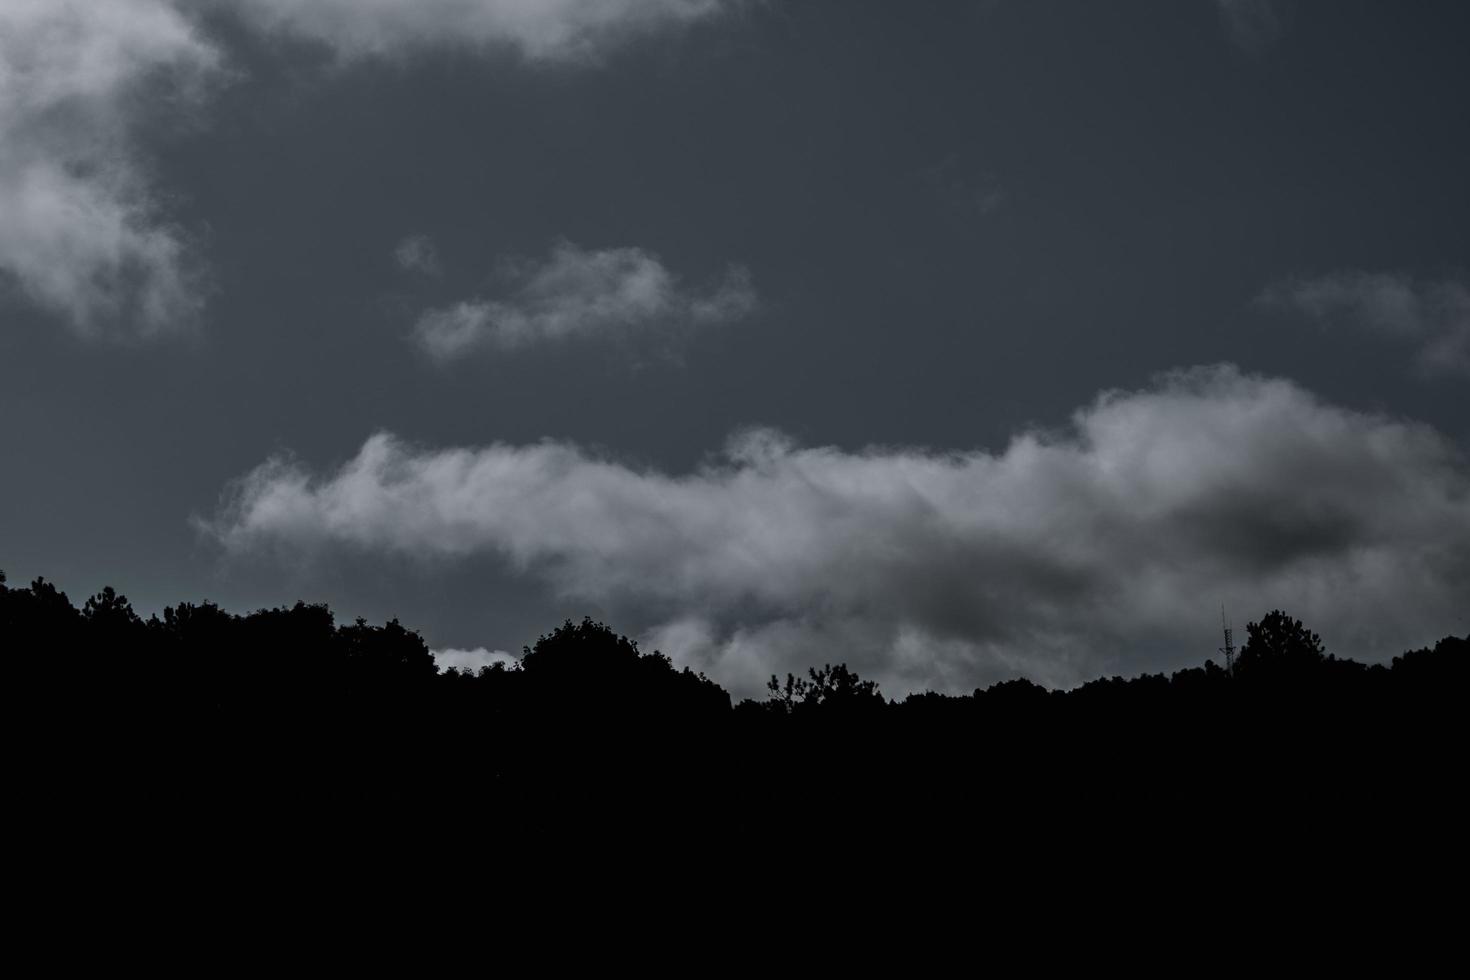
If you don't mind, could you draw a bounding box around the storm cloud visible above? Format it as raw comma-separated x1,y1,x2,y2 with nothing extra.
412,241,757,360
204,365,1470,697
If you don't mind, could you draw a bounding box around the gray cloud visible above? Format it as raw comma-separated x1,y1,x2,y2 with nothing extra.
1261,271,1470,377
223,0,731,63
0,0,218,337
431,646,517,673
203,365,1470,698
1215,0,1287,53
413,241,757,360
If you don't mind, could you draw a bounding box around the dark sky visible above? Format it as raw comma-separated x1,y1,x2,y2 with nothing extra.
2,1,1467,697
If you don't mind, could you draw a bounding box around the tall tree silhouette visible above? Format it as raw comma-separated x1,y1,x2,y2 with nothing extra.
1235,609,1326,681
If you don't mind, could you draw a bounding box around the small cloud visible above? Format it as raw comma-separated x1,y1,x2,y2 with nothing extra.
432,647,518,674
1260,271,1470,377
394,234,441,276
412,241,757,361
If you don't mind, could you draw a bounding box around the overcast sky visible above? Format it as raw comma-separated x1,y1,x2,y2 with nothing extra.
2,0,1467,698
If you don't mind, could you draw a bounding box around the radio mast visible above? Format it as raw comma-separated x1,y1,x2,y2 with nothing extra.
1219,606,1235,676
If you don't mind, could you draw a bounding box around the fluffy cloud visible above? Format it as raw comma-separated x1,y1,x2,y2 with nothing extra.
222,0,730,62
1262,272,1470,376
413,241,757,359
203,365,1470,698
0,0,219,336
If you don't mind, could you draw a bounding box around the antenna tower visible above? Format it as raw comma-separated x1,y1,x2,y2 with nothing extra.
1219,606,1235,676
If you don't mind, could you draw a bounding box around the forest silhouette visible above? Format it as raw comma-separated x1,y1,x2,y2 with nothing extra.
9,564,1457,944
4,566,1463,805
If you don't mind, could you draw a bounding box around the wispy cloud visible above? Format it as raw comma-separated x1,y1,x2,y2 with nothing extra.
917,155,1005,218
203,365,1470,697
1261,271,1470,377
412,241,757,360
394,234,442,276
1215,0,1287,53
0,0,220,337
222,0,732,63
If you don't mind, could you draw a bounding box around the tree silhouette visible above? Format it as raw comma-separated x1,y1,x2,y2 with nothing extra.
1235,609,1326,681
765,663,884,715
2,567,1468,802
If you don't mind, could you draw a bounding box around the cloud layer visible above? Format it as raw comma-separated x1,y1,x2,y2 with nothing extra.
0,0,218,336
204,365,1470,698
223,0,730,62
413,241,757,359
1262,271,1470,377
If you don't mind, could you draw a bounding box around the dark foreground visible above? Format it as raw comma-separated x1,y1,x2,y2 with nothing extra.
4,570,1462,798
5,568,1465,937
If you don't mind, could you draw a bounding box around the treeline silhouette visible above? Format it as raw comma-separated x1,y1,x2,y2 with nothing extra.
6,565,1468,919
9,567,1456,936
4,568,1463,797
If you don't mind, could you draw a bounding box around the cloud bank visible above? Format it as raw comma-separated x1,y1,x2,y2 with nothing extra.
1262,271,1470,377
223,0,731,62
413,241,757,360
0,0,218,336
204,365,1470,698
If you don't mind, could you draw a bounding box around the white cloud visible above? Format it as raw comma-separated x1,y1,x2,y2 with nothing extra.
222,0,731,62
0,0,220,336
413,241,757,359
1262,271,1470,377
432,646,518,673
394,234,442,276
203,365,1470,698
